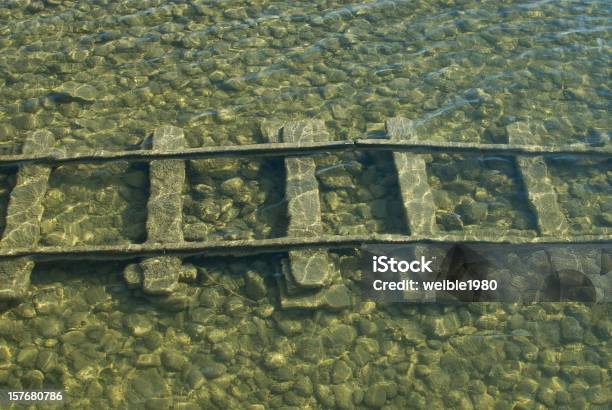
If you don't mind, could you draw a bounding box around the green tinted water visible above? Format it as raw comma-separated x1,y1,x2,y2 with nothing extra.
0,0,609,152
0,0,610,409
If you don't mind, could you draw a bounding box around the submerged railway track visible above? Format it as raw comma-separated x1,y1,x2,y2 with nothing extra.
0,118,609,308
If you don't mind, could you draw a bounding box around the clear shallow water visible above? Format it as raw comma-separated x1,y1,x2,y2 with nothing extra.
183,157,287,242
0,0,610,152
0,0,610,409
0,259,610,409
547,156,612,234
427,154,538,232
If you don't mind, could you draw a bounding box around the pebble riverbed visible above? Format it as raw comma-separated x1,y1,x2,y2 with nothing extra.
0,257,610,409
0,0,609,153
0,0,610,408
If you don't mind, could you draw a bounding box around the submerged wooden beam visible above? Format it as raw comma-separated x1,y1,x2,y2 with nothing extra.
261,120,351,308
387,117,437,236
146,126,186,243
0,119,606,309
140,126,187,295
0,130,54,300
508,122,570,236
516,156,570,236
281,120,334,291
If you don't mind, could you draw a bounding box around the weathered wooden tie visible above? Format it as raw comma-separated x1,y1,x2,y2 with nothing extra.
508,122,570,236
123,126,193,295
283,120,332,289
0,131,54,301
263,120,351,309
387,117,437,236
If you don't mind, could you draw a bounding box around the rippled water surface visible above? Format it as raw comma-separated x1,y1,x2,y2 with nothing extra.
1,0,610,152
0,1,610,409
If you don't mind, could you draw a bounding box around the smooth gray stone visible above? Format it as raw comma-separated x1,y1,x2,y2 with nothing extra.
586,273,611,302
516,156,569,236
456,200,488,224
123,263,143,288
547,247,601,277
521,249,552,273
22,130,56,155
53,81,97,102
260,120,284,143
244,270,267,300
534,246,609,302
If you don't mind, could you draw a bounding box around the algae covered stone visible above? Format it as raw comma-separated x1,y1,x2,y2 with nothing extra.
53,81,98,102
161,350,188,372
130,369,170,398
124,314,154,337
456,199,488,224
0,258,34,301
364,383,387,408
35,317,63,338
123,263,143,288
244,271,267,300
140,256,181,295
331,360,352,384
220,177,245,197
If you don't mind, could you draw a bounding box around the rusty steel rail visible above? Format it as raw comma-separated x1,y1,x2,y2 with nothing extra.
0,233,610,262
0,139,609,168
